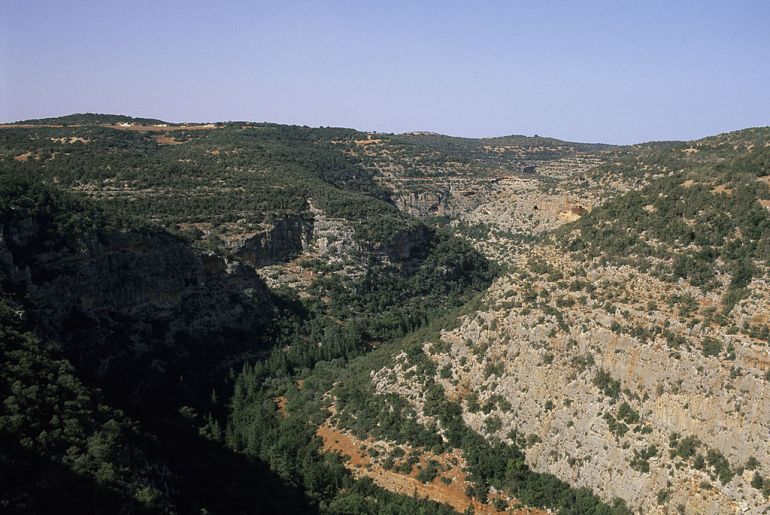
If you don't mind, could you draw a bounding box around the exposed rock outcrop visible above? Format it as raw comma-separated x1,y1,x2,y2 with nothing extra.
222,216,313,268
389,179,498,219
256,201,437,290
372,245,770,514
394,189,451,217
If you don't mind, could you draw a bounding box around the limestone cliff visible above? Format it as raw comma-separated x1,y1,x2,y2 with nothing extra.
372,245,770,514
219,216,314,268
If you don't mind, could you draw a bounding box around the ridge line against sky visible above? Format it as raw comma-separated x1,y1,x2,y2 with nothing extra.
1,0,769,145
7,112,770,147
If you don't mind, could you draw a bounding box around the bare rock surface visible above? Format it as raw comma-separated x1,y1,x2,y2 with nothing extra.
373,245,770,513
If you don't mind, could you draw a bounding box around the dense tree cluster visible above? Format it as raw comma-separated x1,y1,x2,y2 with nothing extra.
0,293,175,513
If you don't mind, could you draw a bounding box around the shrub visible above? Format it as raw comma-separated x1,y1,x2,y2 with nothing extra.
701,338,722,357
594,369,621,399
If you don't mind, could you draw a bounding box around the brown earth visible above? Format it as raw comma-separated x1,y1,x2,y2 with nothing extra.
317,423,546,514
355,137,382,146
712,184,733,195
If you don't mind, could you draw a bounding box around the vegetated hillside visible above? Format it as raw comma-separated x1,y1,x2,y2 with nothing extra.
4,114,767,514
0,177,284,405
0,115,616,320
0,118,513,513
363,128,770,513
570,128,770,297
0,115,613,262
0,178,313,514
0,176,501,513
8,113,172,126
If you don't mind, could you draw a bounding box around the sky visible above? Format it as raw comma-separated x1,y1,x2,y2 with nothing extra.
1,1,769,144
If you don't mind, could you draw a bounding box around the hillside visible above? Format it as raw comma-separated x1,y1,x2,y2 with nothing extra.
0,119,505,513
0,178,311,513
1,117,769,514
360,128,770,513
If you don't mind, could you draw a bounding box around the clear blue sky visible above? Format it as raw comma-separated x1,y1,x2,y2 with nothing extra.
1,0,768,144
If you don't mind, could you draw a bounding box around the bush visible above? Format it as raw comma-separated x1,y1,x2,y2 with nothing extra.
594,369,621,399
701,338,723,357
416,460,440,483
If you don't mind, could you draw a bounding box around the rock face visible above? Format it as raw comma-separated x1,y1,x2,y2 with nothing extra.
396,190,451,217
388,179,499,219
0,213,275,408
218,208,432,277
256,201,437,291
223,216,313,268
372,246,770,514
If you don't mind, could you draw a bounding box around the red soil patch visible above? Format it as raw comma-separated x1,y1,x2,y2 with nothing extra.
317,423,545,515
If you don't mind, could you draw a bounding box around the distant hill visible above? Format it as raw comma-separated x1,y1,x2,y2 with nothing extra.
11,112,169,126
390,131,615,154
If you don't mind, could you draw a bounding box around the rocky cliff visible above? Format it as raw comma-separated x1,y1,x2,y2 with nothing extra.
371,244,770,514
219,215,314,268
254,200,438,292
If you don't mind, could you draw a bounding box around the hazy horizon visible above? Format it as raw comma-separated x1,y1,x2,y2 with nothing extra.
2,0,769,144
